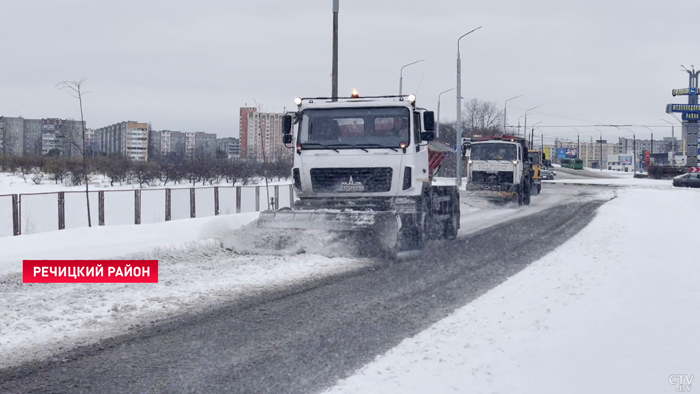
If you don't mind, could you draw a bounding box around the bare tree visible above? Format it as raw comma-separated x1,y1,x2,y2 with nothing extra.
462,98,504,136
253,100,273,210
57,78,92,227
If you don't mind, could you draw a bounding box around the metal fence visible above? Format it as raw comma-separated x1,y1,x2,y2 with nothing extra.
0,184,294,238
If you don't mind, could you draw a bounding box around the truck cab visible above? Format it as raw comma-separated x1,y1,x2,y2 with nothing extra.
528,150,544,194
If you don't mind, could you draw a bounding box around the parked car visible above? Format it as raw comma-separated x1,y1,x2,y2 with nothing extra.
541,170,555,180
672,173,700,188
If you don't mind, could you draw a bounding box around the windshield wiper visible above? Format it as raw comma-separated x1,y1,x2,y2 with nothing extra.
301,142,339,152
327,143,369,152
353,143,398,152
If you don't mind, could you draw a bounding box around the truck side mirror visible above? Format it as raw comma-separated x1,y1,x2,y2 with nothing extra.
423,111,435,131
282,115,293,135
283,134,292,144
420,131,435,142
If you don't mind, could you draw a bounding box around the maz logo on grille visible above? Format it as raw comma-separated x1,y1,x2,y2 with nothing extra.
340,176,364,192
310,168,393,193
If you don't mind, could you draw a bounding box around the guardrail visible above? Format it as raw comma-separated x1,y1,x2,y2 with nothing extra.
0,184,294,238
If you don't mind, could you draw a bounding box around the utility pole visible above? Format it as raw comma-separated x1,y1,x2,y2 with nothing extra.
633,133,636,174
680,65,700,166
541,133,544,152
331,0,339,100
503,95,522,134
455,26,482,187
600,130,603,171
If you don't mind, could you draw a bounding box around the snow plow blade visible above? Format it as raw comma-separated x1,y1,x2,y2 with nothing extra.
257,210,399,232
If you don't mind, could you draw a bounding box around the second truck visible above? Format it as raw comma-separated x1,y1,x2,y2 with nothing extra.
462,135,535,205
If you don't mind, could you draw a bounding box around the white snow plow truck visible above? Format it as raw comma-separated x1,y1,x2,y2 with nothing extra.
462,134,533,206
256,91,460,256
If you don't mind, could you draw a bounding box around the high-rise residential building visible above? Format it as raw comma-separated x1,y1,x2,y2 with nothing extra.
96,121,149,161
193,132,216,160
0,117,25,155
239,107,257,161
217,137,240,159
23,119,43,156
0,116,84,157
41,118,85,157
239,107,292,162
148,130,217,160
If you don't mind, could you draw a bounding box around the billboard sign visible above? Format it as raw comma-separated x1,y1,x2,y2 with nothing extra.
619,155,633,165
672,87,698,96
557,148,578,159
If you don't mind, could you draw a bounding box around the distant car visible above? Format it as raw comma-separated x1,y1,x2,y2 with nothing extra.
541,170,555,180
673,173,700,188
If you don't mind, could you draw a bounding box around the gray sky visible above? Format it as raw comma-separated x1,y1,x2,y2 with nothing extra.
1,0,697,144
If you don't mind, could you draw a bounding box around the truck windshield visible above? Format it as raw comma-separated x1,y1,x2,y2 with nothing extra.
470,143,517,161
298,107,410,150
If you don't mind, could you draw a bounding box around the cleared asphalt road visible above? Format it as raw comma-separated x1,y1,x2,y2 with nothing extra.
0,191,608,394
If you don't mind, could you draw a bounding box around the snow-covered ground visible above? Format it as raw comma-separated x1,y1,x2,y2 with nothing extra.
0,179,603,370
326,186,700,394
0,212,378,369
547,169,673,188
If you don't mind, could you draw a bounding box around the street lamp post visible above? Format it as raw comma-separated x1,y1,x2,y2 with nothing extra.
436,87,456,139
399,59,425,96
517,114,527,136
455,26,482,187
523,106,540,143
530,121,542,148
661,118,676,158
503,95,522,134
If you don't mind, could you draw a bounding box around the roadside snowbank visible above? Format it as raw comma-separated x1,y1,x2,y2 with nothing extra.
326,187,700,394
0,212,374,369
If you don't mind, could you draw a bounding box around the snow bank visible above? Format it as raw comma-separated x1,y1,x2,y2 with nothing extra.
0,211,374,369
327,187,700,394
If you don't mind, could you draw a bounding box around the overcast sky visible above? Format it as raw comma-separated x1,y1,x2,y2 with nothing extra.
1,0,697,144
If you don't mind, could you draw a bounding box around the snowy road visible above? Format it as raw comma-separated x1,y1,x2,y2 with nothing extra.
0,186,610,394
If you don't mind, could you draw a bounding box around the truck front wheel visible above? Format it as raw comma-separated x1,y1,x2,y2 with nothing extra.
523,180,531,205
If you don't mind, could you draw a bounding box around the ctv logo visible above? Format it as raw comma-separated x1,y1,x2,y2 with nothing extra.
669,374,694,392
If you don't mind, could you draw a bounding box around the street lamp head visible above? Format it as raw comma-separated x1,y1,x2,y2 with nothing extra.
457,26,483,53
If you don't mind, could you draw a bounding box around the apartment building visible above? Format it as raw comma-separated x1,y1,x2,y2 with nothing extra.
239,107,292,162
96,121,149,161
0,116,85,157
217,137,241,159
148,130,217,160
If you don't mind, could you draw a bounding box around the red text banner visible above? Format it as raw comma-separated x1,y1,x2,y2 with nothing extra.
23,260,159,283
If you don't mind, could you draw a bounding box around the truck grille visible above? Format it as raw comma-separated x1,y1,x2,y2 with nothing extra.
310,168,393,193
471,171,514,184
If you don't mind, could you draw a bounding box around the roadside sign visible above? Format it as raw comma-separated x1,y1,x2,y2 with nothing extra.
666,103,700,113
672,87,698,96
688,167,700,173
682,112,700,121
